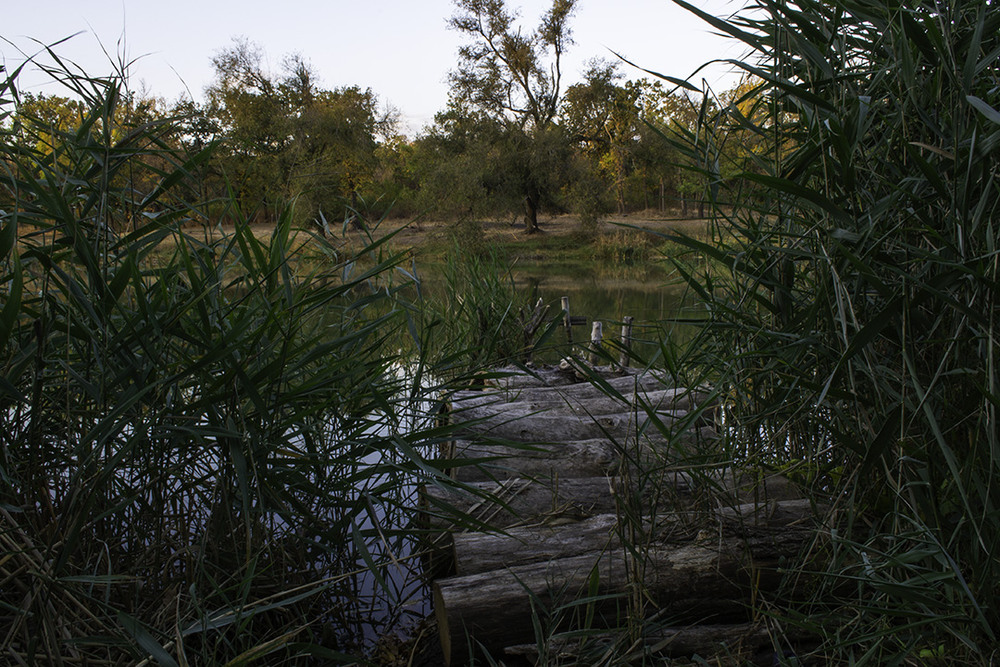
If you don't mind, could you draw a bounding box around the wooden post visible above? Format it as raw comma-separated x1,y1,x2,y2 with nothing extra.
589,321,603,364
619,316,634,369
523,297,548,364
561,296,573,346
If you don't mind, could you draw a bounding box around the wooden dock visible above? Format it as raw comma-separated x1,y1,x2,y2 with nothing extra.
422,362,819,666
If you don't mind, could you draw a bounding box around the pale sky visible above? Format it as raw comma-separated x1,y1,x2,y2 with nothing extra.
2,0,744,136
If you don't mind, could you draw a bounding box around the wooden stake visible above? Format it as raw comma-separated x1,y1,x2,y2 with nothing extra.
523,297,548,363
589,321,603,364
619,316,634,368
561,296,572,345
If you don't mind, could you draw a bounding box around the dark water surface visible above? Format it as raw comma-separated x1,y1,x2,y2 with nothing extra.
509,261,703,363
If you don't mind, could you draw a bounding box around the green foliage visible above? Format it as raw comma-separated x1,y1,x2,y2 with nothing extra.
563,150,613,229
431,243,556,368
409,103,513,220
591,230,655,266
563,61,643,215
411,100,577,231
448,0,576,130
201,38,399,226
669,0,1000,660
447,0,579,232
0,51,463,664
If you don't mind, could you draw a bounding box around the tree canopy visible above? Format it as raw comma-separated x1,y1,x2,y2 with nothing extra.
2,15,761,232
200,38,399,226
446,0,578,232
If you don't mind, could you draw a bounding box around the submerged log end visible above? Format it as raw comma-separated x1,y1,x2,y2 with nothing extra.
433,582,456,666
434,576,528,667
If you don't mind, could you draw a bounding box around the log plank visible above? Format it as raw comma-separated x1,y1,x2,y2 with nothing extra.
450,411,716,444
485,366,669,390
448,438,619,482
420,476,629,531
450,386,714,417
435,526,814,666
452,499,819,576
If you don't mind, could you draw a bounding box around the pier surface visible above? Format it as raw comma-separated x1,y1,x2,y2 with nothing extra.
423,364,817,666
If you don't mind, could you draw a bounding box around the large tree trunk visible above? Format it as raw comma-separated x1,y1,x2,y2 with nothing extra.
524,193,540,234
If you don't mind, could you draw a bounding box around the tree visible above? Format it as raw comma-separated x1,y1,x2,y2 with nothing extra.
410,101,513,221
204,38,396,226
562,62,642,214
636,79,720,218
448,0,578,233
205,38,290,222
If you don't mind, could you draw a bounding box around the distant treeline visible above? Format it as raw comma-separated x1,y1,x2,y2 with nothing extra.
3,28,759,233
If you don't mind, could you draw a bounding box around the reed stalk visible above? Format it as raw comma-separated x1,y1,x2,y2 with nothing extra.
660,0,1000,661
0,47,479,665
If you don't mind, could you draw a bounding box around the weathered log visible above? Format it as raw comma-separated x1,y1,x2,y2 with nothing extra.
447,438,620,482
486,366,668,389
474,365,575,388
454,513,619,576
451,410,716,444
451,403,684,426
420,477,624,532
421,470,801,533
453,380,705,413
449,386,714,418
434,526,814,666
446,431,753,483
452,499,819,576
419,470,805,582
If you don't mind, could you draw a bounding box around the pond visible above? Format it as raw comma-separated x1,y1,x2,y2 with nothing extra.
413,257,705,365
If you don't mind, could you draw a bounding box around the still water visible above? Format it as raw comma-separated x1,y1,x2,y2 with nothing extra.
515,267,687,320
501,262,702,363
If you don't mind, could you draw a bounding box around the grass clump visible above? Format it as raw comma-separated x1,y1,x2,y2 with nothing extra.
591,230,655,266
429,243,559,369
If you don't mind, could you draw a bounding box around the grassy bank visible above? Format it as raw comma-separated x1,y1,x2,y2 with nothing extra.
381,212,711,270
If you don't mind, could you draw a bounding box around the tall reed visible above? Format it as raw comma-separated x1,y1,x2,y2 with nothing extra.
0,49,466,664
430,243,560,369
664,0,1000,661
